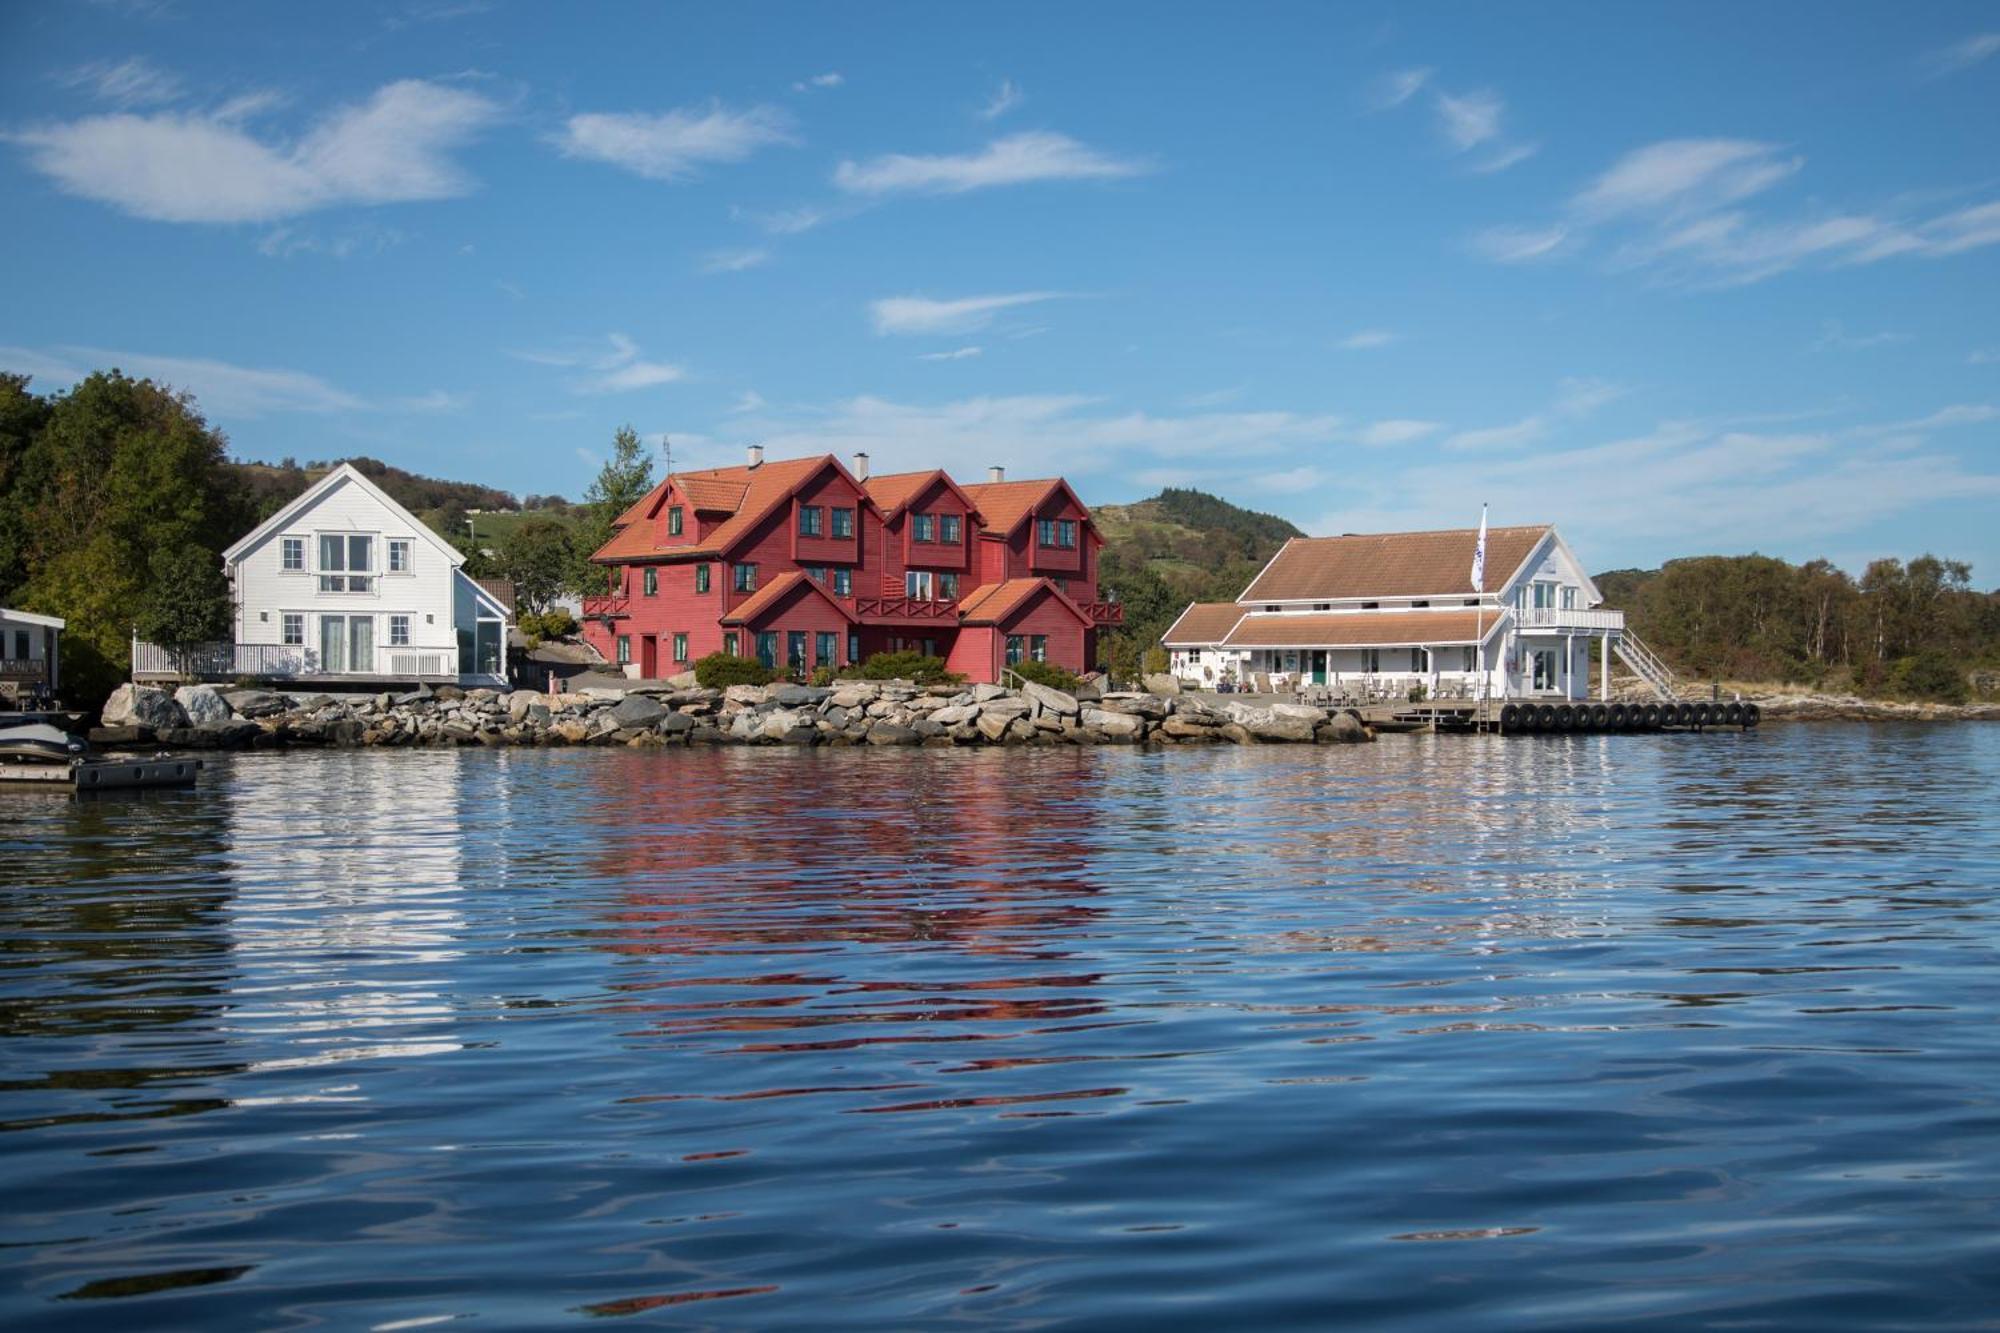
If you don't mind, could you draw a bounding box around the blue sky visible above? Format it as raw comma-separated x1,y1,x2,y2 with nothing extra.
3,2,1998,577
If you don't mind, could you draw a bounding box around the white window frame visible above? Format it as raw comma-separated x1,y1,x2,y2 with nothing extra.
388,614,411,647
388,538,412,574
282,612,305,646
317,532,376,594
905,570,935,600
280,536,306,573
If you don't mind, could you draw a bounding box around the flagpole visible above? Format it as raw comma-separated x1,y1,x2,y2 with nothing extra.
1471,503,1488,729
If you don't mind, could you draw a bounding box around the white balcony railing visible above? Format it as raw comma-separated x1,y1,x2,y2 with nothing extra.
1515,607,1625,633
133,640,467,681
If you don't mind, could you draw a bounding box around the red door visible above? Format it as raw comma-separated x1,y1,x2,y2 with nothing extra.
640,635,658,678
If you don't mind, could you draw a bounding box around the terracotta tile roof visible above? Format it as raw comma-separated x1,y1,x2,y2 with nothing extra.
959,478,1062,535
1162,602,1245,646
956,577,1089,627
680,476,750,511
1241,526,1551,602
719,570,857,626
1221,609,1503,648
473,578,516,615
594,456,830,564
862,470,941,517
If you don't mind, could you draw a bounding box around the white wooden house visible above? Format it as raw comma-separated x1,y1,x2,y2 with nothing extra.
134,463,511,687
0,607,64,707
1164,524,1667,700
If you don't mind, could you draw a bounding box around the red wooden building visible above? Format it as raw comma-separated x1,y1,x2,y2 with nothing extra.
580,448,1122,682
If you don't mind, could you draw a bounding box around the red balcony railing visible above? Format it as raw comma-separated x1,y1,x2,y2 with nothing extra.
853,596,960,622
581,595,630,620
1082,600,1124,626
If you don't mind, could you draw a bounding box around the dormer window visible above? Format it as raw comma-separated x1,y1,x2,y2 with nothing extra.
798,505,823,537
940,514,961,543
831,507,855,538
1361,601,1379,610
1412,599,1429,608
1314,603,1330,611
913,514,936,543
667,506,683,536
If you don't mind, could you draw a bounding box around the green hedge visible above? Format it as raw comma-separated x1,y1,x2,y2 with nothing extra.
693,652,777,688
838,651,964,685
1007,658,1081,692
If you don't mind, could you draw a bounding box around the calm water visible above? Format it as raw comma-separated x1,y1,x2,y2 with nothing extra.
3,727,1998,1330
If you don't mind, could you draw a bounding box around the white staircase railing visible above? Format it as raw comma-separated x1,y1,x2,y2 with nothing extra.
1614,631,1678,701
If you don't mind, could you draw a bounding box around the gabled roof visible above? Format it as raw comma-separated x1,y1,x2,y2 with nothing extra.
474,578,516,615
956,577,1090,627
863,468,978,520
222,462,465,567
0,607,65,629
959,477,1088,537
1161,602,1245,647
1221,609,1507,649
594,455,840,564
1240,525,1551,603
719,570,858,626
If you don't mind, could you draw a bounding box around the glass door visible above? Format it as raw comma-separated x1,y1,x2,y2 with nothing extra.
320,615,347,673
349,615,373,675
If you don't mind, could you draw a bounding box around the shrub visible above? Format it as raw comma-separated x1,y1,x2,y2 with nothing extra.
1141,645,1169,676
1008,658,1081,693
840,651,964,685
1890,651,1967,703
518,608,578,640
694,652,777,688
808,665,836,687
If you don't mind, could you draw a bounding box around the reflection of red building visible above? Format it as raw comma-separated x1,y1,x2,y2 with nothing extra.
580,449,1121,681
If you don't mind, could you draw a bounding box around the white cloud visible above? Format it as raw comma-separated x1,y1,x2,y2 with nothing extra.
58,56,183,107
834,131,1150,194
1435,90,1503,151
1446,377,1621,449
1471,223,1568,262
399,389,469,412
1,344,362,416
1472,140,1539,174
918,346,983,361
256,221,405,259
1925,32,2000,77
6,79,499,223
752,205,831,234
1355,419,1441,447
869,291,1066,335
979,79,1023,120
700,247,770,273
1446,416,1546,450
1970,348,2000,365
793,72,844,92
511,333,685,394
1858,403,1998,435
553,103,795,181
1337,328,1401,350
1572,139,1801,221
1249,465,1326,492
1812,320,1910,352
1369,67,1433,111
728,391,765,413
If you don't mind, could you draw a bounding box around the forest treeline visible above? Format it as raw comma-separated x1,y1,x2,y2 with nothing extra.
1597,554,2000,701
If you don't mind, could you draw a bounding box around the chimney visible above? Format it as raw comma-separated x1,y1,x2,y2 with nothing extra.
988,464,1005,484
746,443,764,469
853,451,870,481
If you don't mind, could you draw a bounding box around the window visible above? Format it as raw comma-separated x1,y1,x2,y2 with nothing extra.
734,563,757,592
807,566,827,583
389,614,411,647
815,630,837,667
1361,601,1380,610
1054,577,1068,594
667,506,684,536
1412,599,1429,608
1562,586,1577,610
673,632,688,663
833,568,852,596
1314,602,1331,611
1058,519,1077,548
695,564,710,594
616,635,631,665
1037,518,1057,548
913,513,936,543
317,534,374,592
389,539,411,573
1410,648,1425,672
1361,648,1381,674
906,570,934,600
1463,598,1479,607
1006,635,1024,665
724,632,739,657
643,567,658,596
281,536,305,572
12,629,27,660
756,632,779,670
1265,605,1280,613
787,631,807,674
282,613,304,646
1031,635,1048,662
940,514,960,544
798,505,823,537
831,507,854,538
939,572,959,599
848,631,861,664
1462,647,1477,672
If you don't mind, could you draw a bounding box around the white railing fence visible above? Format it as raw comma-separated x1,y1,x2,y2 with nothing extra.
133,640,462,681
1516,607,1626,632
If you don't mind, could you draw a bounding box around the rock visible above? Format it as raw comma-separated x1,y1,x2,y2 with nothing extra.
393,685,433,706
1162,715,1219,739
1143,673,1182,696
724,684,770,706
772,684,830,707
1323,711,1371,744
610,695,668,729
972,683,1010,702
1246,712,1316,742
930,703,978,726
1082,707,1145,739
581,687,626,703
433,685,465,702
1073,678,1104,702
976,711,1014,742
552,719,591,744
659,711,695,734
174,684,232,725
505,691,539,721
829,686,875,710
1100,694,1168,720
1218,722,1255,745
1271,702,1326,722
224,689,290,719
1022,681,1080,717
88,724,153,748
979,697,1032,720
912,717,946,738
328,719,367,747
664,670,700,688
866,722,920,746
198,719,263,748
103,684,189,730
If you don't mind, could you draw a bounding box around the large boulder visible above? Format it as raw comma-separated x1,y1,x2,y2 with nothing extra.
724,683,771,706
972,683,1010,702
610,694,668,729
1022,681,1079,717
929,703,978,726
225,689,291,719
978,696,1032,720
772,683,831,708
976,711,1014,742
1082,707,1146,740
174,684,232,725
103,684,189,730
1244,711,1316,743
866,722,920,746
1142,673,1182,697
664,670,700,688
1322,711,1372,744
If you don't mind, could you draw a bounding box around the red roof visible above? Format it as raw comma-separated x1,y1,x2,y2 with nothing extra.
959,478,1063,536
1242,526,1550,602
594,455,833,564
1161,602,1245,646
719,570,857,626
957,577,1090,627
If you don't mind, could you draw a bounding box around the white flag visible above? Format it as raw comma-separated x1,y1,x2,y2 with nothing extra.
1469,504,1488,592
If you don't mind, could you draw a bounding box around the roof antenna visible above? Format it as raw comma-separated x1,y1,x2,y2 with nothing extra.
660,433,674,477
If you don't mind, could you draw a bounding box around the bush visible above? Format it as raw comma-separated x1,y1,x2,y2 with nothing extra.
839,651,964,685
808,665,836,687
1008,658,1081,693
1890,651,1967,703
518,608,578,640
1141,645,1169,676
693,652,777,688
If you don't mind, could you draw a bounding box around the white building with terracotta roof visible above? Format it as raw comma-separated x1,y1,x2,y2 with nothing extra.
1164,524,1639,700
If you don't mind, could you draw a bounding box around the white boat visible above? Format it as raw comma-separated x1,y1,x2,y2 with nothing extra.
0,723,201,790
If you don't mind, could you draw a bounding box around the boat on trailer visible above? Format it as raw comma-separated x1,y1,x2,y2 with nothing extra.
0,723,202,791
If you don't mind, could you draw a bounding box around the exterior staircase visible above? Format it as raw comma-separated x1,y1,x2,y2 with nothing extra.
1614,631,1679,701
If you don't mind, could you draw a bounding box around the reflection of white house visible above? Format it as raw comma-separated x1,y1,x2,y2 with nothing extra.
135,463,510,687
1165,524,1671,700
0,606,64,706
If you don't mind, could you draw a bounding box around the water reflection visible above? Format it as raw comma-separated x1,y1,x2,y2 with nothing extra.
0,727,1996,1329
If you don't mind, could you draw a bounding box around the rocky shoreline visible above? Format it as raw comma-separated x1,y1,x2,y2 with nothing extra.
93,678,1374,751
1747,692,2000,723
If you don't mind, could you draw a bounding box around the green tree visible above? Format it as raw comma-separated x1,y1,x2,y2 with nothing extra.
567,425,655,596
497,517,575,615
135,545,233,656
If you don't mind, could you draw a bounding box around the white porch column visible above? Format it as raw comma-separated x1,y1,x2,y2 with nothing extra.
1600,634,1610,701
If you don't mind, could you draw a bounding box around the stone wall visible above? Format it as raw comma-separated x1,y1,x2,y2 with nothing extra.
92,679,1373,751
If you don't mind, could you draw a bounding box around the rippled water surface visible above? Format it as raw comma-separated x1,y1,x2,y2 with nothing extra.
4,726,1998,1329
